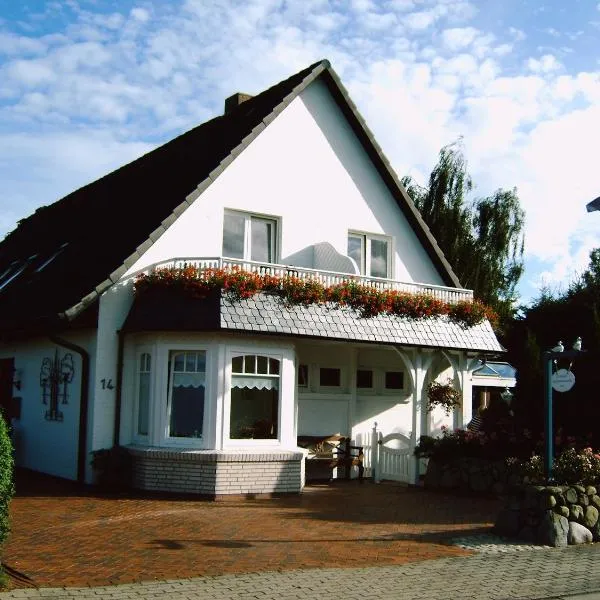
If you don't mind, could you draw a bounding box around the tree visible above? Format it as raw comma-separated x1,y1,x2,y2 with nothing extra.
402,141,525,326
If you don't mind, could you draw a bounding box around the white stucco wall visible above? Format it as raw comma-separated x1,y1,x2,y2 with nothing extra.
122,78,445,286
0,331,96,480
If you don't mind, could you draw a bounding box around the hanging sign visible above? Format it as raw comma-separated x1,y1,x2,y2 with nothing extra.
551,368,575,393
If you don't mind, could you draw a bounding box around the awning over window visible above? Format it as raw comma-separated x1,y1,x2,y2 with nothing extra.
231,376,279,390
172,373,205,388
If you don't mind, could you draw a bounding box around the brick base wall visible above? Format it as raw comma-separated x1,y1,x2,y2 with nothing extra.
127,446,305,496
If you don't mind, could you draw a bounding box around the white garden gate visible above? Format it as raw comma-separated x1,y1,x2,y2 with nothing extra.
355,423,413,484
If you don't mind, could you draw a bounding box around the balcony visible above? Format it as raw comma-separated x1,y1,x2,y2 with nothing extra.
145,256,473,305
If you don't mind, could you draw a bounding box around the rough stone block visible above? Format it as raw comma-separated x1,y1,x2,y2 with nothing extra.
537,511,568,547
568,521,593,545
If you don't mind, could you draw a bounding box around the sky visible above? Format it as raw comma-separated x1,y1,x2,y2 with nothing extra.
1,0,599,306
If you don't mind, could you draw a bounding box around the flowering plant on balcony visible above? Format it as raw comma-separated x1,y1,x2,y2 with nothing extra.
134,266,497,328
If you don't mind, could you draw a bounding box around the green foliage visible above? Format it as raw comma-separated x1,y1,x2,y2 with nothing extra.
553,447,600,485
426,380,461,415
402,140,525,327
0,414,14,548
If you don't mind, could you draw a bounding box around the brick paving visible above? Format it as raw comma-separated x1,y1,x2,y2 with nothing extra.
1,470,499,590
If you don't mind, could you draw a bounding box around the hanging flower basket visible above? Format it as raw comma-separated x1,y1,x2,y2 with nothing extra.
426,379,461,415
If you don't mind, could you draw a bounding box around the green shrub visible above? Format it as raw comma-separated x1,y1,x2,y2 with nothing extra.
0,413,14,547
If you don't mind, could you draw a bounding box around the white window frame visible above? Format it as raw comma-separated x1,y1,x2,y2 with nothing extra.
223,209,280,263
163,349,208,444
347,231,393,278
224,350,284,447
133,349,153,442
317,366,345,393
381,370,405,395
355,368,375,392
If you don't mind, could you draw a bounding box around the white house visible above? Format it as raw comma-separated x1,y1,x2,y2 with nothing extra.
0,60,504,497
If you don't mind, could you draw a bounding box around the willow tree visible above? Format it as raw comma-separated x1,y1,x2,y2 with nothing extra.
402,141,525,326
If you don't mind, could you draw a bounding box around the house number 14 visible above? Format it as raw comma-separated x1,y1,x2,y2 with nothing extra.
100,378,115,390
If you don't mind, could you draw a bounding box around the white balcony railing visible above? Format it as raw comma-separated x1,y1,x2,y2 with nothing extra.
147,257,473,304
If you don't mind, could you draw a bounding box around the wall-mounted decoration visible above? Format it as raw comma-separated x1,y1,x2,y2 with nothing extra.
40,350,74,421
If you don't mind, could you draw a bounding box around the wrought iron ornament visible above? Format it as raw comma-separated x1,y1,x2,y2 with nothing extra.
40,350,74,421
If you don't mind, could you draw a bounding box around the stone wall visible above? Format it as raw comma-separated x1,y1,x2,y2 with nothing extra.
128,447,305,497
495,484,600,547
423,457,519,495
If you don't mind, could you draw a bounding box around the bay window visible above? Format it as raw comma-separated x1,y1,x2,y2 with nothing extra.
136,352,151,436
229,354,280,440
222,210,278,263
347,232,391,278
167,350,206,439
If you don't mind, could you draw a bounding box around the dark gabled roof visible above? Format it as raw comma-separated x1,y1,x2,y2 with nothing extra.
0,59,462,337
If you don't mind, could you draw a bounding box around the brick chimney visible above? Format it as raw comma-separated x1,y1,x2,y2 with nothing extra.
224,92,253,115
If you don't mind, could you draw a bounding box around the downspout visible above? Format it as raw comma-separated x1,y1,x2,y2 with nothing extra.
113,330,125,447
50,335,90,484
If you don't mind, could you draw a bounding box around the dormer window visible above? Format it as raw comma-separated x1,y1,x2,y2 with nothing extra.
223,210,278,263
348,232,391,278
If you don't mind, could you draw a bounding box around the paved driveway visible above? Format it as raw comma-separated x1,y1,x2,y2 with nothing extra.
2,470,500,589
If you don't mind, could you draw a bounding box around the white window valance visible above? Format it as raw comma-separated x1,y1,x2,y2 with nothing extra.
231,376,279,391
172,372,205,388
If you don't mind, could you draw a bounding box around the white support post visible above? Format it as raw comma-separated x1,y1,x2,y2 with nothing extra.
372,421,380,483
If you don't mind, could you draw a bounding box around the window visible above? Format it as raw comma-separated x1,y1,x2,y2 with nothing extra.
356,369,373,389
298,364,309,388
347,233,391,278
385,371,404,390
137,353,151,436
230,355,280,439
168,351,206,438
223,211,278,263
320,367,341,387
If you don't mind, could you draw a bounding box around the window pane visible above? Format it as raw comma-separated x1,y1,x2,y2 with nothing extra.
244,355,256,374
269,358,280,375
356,369,373,389
257,355,268,374
370,239,389,278
185,352,196,372
232,356,243,373
347,235,363,274
251,218,275,262
320,367,341,387
169,350,206,438
385,371,404,389
169,385,204,437
137,371,150,436
173,352,185,372
230,386,278,439
223,212,245,258
298,364,308,387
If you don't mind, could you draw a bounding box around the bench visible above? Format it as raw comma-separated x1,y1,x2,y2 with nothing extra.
297,434,364,482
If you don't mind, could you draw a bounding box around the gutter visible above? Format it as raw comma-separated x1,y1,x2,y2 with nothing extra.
113,330,125,447
50,334,90,484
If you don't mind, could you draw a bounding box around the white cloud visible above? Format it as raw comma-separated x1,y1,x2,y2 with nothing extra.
130,8,151,23
526,54,563,74
440,26,479,51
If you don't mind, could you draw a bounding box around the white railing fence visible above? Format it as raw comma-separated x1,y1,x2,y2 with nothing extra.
356,422,413,484
145,256,473,304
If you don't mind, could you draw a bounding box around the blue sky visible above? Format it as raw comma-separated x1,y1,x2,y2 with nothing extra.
1,0,600,305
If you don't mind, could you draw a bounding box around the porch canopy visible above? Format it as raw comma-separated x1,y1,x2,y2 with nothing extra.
123,289,504,353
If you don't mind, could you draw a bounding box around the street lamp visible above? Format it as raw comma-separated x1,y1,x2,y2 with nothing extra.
542,338,584,482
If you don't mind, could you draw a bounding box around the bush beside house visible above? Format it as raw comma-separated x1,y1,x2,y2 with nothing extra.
416,424,600,546
0,414,14,586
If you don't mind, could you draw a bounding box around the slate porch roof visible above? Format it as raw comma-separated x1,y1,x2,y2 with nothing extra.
0,58,462,337
123,290,504,353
